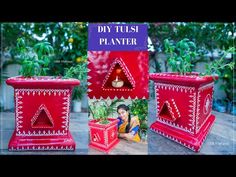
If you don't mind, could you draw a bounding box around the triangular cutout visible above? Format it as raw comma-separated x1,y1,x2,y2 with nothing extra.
159,100,180,122
102,58,135,91
31,104,54,128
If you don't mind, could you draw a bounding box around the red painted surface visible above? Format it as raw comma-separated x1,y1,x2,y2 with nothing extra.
150,72,218,152
88,51,149,99
6,76,80,151
89,118,119,153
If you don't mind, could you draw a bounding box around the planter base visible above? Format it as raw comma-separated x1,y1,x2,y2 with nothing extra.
8,131,75,151
89,138,120,153
150,115,215,152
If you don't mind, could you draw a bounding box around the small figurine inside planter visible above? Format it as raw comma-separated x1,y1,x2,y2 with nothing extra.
88,99,124,153
150,38,235,152
6,38,80,151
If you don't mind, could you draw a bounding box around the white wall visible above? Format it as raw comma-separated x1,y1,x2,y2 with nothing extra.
1,64,21,110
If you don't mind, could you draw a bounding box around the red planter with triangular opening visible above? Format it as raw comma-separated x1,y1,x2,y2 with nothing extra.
6,76,80,151
89,118,119,153
88,51,149,99
150,72,218,152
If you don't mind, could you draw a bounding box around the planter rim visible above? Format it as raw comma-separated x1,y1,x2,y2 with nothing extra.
6,76,80,88
149,72,218,85
89,118,118,128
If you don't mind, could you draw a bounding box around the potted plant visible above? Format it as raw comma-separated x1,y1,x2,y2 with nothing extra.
64,60,87,112
88,99,123,153
6,38,80,151
150,38,235,152
130,99,148,142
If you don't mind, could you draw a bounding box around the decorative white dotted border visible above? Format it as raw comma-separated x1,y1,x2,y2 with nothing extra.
159,99,180,121
15,88,70,136
16,130,68,136
196,83,214,133
150,125,211,152
9,145,74,151
102,88,134,92
89,123,118,148
31,104,54,128
15,93,23,132
102,58,135,91
89,95,146,100
105,124,118,146
171,99,181,118
150,73,201,79
9,76,78,81
189,92,196,133
150,126,196,151
203,94,211,115
155,83,195,93
16,89,69,96
155,83,195,134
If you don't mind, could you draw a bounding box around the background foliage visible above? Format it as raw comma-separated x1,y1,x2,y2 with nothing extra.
148,22,235,105
1,22,88,100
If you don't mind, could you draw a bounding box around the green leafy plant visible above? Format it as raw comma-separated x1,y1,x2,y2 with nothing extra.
89,100,124,124
148,23,234,62
164,38,235,77
203,47,235,76
2,23,88,76
204,47,235,104
130,99,148,138
148,23,235,111
164,38,197,75
16,38,54,76
64,60,87,100
91,103,108,124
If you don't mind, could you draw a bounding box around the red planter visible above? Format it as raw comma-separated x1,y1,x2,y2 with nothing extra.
88,51,149,99
6,76,80,151
150,72,218,152
89,118,119,153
